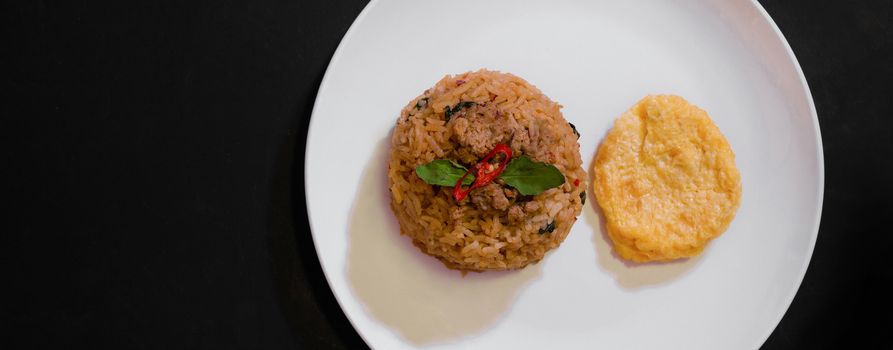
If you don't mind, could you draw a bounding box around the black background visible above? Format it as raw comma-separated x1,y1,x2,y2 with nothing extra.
6,0,892,348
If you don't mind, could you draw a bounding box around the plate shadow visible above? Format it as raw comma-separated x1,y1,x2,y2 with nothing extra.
346,135,541,346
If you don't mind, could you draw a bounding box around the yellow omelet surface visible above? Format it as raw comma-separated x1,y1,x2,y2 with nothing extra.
593,95,741,262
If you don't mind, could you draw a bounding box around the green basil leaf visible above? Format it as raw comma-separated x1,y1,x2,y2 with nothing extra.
498,155,565,195
415,97,429,110
568,122,580,138
443,101,476,123
538,221,556,234
415,159,475,186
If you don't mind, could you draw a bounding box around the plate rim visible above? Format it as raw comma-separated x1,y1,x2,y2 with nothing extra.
305,1,379,347
304,0,825,348
746,0,825,347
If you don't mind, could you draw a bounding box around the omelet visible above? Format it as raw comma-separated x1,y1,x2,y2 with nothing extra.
593,95,741,262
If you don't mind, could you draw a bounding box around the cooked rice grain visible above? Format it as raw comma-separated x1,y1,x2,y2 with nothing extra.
388,70,585,271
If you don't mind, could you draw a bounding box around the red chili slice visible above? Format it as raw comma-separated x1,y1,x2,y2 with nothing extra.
453,144,513,202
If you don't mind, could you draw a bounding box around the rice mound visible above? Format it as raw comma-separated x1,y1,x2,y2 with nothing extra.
593,95,742,262
388,69,586,271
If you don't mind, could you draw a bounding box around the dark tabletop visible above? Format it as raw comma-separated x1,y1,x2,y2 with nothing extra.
6,0,893,348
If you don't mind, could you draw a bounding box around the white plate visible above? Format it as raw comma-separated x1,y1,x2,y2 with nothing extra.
305,0,824,349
